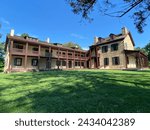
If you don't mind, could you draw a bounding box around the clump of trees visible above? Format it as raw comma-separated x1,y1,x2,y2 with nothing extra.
0,42,5,72
63,42,82,49
136,42,150,66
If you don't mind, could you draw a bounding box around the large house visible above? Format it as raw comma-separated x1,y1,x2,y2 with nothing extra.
4,27,148,73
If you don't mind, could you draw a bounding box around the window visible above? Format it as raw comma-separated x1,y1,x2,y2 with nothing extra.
32,59,38,66
45,49,49,53
32,48,38,51
111,44,118,51
14,58,22,66
102,46,108,53
104,58,109,66
81,62,84,66
112,57,120,65
75,62,78,66
14,44,23,49
62,61,66,66
78,62,80,66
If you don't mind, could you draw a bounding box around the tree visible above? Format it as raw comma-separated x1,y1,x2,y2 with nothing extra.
67,0,150,33
135,47,148,55
0,42,5,71
144,42,150,61
21,33,30,38
63,42,82,49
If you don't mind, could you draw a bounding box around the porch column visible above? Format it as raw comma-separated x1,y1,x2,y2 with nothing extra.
125,53,128,69
73,51,75,68
66,50,68,69
58,48,60,69
48,47,51,70
138,52,142,69
38,45,41,70
8,40,14,72
25,42,28,70
89,49,92,68
80,52,81,68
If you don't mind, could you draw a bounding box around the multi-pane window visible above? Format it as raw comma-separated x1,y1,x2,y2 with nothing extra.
32,48,38,51
111,43,118,51
14,58,22,66
112,57,120,65
14,44,23,49
104,58,109,66
62,61,66,66
75,62,78,66
32,59,38,66
81,62,84,66
102,46,108,53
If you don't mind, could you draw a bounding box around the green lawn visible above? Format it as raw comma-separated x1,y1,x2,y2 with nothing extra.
0,69,150,113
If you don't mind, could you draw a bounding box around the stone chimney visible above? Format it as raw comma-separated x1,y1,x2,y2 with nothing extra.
10,29,14,36
122,27,128,35
94,37,99,44
46,38,50,43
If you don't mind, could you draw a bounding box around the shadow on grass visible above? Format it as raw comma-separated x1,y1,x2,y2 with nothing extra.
0,70,150,113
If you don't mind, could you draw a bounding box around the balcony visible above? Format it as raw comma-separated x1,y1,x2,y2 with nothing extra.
12,48,26,55
28,50,39,56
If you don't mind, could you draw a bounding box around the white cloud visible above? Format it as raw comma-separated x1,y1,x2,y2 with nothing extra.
0,17,10,25
71,33,88,39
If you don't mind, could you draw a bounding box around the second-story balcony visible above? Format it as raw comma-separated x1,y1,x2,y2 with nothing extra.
12,48,26,55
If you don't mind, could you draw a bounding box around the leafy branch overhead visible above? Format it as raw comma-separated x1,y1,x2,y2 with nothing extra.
67,0,150,33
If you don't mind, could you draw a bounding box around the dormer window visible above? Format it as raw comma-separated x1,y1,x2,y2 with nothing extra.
111,43,118,51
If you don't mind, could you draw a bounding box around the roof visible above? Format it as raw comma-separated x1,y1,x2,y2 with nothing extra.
90,32,135,48
124,50,148,58
5,35,87,53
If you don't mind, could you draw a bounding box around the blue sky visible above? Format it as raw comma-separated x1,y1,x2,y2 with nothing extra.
0,0,150,50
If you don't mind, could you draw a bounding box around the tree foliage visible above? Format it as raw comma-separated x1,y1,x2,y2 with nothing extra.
136,41,150,62
67,0,150,33
21,33,30,38
63,42,82,49
144,42,150,61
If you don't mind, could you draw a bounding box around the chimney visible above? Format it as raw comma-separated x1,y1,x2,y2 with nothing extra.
122,27,128,35
94,37,99,44
46,38,50,43
10,29,14,36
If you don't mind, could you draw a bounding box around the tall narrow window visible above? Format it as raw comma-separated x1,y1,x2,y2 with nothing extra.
102,46,108,53
111,43,118,51
104,58,109,66
14,58,22,66
112,57,120,65
32,59,38,66
62,61,66,66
